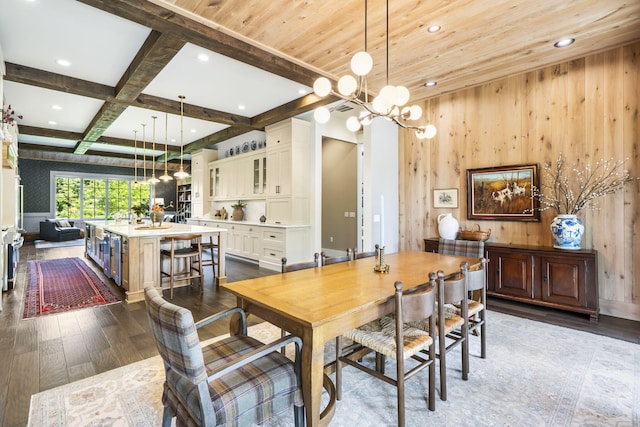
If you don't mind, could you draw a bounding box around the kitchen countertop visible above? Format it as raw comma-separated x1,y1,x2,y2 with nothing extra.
189,217,311,228
85,221,228,238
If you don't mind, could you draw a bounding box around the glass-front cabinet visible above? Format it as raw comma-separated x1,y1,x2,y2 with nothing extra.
253,156,267,195
209,149,266,201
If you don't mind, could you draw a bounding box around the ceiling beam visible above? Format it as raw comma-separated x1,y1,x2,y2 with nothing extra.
19,145,183,170
75,0,324,87
4,62,114,99
76,30,188,153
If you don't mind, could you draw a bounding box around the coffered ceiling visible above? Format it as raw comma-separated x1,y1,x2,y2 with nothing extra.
1,0,639,169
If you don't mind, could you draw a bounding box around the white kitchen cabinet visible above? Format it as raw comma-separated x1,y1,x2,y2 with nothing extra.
190,149,217,217
209,149,266,201
191,219,311,270
265,118,311,224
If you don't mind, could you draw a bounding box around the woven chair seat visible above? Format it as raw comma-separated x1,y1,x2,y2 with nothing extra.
344,315,433,360
444,300,484,318
165,334,302,426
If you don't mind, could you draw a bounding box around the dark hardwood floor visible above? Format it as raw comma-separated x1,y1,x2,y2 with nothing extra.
1,242,638,426
0,242,276,427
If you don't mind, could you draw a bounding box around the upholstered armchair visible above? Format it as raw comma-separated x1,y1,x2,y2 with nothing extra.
144,286,304,426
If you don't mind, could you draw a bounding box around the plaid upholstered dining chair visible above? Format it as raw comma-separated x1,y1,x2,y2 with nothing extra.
144,286,304,427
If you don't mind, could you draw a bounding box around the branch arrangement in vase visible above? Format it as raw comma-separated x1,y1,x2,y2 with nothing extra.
529,153,638,215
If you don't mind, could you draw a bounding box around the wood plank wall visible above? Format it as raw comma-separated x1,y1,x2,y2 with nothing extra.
399,41,640,321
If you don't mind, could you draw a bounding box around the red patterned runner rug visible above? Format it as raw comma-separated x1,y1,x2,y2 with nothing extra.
23,257,120,319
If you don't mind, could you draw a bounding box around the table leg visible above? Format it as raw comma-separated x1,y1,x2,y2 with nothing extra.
302,331,327,427
216,231,227,285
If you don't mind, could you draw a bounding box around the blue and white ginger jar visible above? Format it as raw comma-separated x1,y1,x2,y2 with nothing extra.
550,214,584,250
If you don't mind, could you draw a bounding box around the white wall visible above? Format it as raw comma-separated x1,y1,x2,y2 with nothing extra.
310,113,399,254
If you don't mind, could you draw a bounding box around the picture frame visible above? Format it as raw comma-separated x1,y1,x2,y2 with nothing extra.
466,163,540,221
433,188,458,208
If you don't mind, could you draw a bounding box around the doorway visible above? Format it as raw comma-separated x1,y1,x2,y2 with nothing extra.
321,137,359,256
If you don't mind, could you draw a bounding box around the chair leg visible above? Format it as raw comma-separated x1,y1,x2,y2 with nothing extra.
397,353,405,427
439,334,447,401
170,258,174,300
480,313,487,359
162,407,172,427
335,336,343,401
294,403,304,427
462,328,469,381
428,344,436,411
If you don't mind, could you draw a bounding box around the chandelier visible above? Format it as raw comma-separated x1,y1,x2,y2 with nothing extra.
173,95,190,179
159,112,173,181
312,0,437,140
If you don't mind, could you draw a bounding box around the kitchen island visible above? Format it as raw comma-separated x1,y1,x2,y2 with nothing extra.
84,221,227,302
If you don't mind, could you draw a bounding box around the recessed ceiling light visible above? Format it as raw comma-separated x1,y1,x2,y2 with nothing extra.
427,25,441,33
55,58,71,67
190,129,197,133
51,105,62,110
48,120,57,125
238,105,246,110
197,53,209,62
554,38,575,48
170,138,177,143
424,81,437,88
298,89,308,95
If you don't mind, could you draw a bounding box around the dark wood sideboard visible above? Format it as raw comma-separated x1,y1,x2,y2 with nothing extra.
424,238,599,322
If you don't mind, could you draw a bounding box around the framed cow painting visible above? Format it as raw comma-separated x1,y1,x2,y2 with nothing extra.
466,164,540,221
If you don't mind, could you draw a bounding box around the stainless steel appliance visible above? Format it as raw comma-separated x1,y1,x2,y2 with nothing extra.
3,230,23,291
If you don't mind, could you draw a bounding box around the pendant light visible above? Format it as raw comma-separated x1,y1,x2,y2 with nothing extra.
159,112,173,181
174,95,189,179
132,129,139,186
148,116,160,184
141,123,148,184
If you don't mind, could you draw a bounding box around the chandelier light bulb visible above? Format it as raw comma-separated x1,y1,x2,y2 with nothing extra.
314,106,331,124
379,85,397,107
313,77,332,97
351,51,373,76
424,124,437,138
409,105,423,121
372,96,388,114
346,116,362,132
395,86,410,106
338,75,358,96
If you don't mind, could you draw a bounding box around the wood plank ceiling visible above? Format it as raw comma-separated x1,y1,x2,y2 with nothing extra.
2,0,639,168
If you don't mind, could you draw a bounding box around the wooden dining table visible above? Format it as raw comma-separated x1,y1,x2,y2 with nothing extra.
221,250,481,426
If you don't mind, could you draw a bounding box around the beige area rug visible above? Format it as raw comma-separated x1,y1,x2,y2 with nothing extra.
29,311,640,426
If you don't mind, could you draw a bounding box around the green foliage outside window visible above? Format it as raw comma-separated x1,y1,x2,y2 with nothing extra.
54,174,151,220
55,177,81,218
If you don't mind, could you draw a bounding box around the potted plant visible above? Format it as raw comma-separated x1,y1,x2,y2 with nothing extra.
231,200,247,221
131,203,148,223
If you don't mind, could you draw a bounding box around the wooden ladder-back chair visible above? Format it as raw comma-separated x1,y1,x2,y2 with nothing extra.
448,258,488,358
353,244,380,260
321,248,352,266
335,281,437,426
279,253,321,352
281,252,320,272
160,234,203,299
144,287,305,427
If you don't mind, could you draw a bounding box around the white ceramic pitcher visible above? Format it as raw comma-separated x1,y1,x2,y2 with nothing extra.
437,213,459,240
